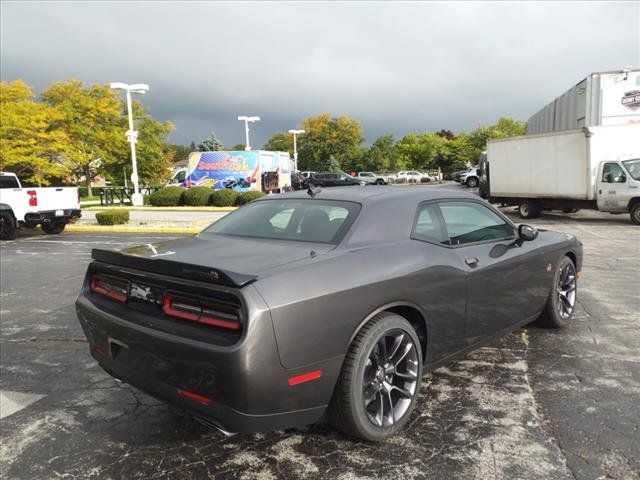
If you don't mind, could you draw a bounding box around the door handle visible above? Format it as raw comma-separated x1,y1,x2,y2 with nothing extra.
465,257,479,267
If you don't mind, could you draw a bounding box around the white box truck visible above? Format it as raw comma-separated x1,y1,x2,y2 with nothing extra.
479,124,640,224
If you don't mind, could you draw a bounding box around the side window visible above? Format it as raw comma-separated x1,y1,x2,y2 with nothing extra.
439,201,514,245
0,176,20,188
413,203,449,245
602,163,626,183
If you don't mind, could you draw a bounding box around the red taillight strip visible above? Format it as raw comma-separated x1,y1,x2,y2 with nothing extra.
288,370,322,386
90,276,127,302
199,315,241,330
163,294,241,330
178,389,212,405
162,295,200,321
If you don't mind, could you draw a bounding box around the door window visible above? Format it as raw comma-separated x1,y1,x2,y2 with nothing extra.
439,201,514,245
412,203,449,244
601,163,627,183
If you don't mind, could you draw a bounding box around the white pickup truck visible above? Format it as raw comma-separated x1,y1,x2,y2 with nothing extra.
0,172,81,240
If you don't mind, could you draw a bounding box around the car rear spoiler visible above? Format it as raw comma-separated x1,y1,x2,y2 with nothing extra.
91,248,258,288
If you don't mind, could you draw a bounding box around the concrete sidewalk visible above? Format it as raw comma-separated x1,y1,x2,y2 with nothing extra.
68,208,229,233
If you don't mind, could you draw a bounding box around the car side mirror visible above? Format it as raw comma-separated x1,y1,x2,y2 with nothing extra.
518,224,538,241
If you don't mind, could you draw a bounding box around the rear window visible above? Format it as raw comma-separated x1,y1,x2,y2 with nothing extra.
202,199,361,244
0,176,20,189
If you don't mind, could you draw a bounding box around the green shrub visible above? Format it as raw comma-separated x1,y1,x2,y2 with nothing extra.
95,209,130,225
142,194,151,205
236,190,266,206
149,186,184,206
182,186,213,206
209,189,240,207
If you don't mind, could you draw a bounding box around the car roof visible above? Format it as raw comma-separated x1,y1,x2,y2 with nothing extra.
270,185,478,204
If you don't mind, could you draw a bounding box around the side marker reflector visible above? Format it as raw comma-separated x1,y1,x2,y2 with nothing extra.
288,370,322,386
178,389,213,405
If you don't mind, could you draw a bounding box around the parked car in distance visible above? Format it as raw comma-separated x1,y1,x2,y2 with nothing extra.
453,166,479,185
357,172,389,185
291,172,308,190
0,172,81,240
395,171,435,183
76,186,582,441
300,171,316,179
309,172,364,187
459,168,480,188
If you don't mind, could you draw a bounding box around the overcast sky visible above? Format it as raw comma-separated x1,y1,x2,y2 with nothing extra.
2,1,639,146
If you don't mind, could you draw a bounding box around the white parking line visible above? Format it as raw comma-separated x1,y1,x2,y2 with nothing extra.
0,391,46,419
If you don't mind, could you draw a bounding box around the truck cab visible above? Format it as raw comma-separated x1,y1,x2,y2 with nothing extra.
597,157,640,222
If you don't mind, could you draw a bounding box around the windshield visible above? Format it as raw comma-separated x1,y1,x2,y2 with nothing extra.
622,159,640,180
202,199,361,244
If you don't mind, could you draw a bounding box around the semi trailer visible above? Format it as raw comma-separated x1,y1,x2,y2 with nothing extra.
527,68,640,134
479,124,640,224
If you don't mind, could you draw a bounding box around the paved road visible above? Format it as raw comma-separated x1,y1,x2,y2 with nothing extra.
0,203,638,479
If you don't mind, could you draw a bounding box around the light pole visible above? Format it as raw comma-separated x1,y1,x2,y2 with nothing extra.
110,82,149,206
237,115,260,151
288,129,305,172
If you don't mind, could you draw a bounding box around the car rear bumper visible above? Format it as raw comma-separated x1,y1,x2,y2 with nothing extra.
75,291,341,433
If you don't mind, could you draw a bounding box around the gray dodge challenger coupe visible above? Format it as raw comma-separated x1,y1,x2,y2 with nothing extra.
76,186,582,441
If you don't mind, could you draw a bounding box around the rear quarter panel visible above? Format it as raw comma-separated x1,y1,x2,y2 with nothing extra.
253,240,466,369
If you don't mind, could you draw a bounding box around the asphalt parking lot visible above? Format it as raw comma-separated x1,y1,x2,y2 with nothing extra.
1,195,639,480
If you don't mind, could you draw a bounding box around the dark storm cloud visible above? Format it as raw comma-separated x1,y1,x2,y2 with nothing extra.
2,1,639,146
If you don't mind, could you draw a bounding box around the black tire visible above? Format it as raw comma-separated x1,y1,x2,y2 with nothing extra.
537,256,577,328
0,211,17,240
466,176,479,188
41,221,66,235
630,203,640,226
562,208,579,214
328,312,423,441
518,200,540,219
376,179,385,185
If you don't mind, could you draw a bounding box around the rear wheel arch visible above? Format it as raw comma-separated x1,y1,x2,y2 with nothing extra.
349,302,428,361
564,250,577,269
0,204,15,216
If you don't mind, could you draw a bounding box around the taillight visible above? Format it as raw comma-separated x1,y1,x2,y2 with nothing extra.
27,190,37,207
90,275,128,302
162,294,240,330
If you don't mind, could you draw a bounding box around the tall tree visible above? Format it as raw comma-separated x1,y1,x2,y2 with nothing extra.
198,131,224,151
41,80,126,196
470,117,526,150
262,133,293,154
0,80,72,185
167,144,192,164
297,113,364,171
364,135,396,172
131,112,175,185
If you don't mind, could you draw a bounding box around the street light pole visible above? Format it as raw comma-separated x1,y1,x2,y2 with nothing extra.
110,82,149,206
237,115,260,151
288,129,305,172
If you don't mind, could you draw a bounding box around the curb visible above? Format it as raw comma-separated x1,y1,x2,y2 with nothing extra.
81,206,238,212
65,225,201,234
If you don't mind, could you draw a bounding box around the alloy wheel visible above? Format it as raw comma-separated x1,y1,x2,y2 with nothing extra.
362,329,419,427
556,262,577,319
